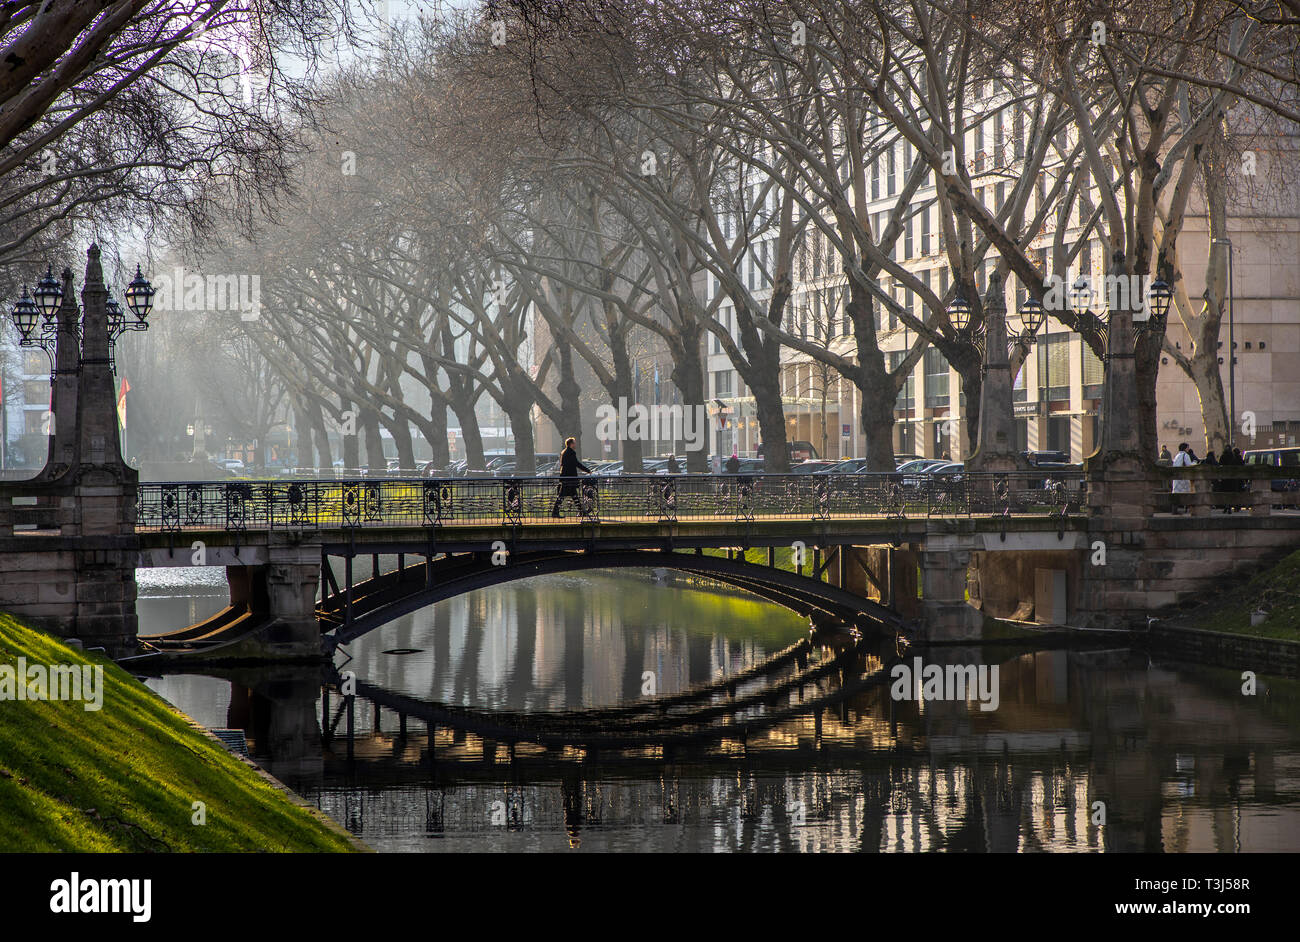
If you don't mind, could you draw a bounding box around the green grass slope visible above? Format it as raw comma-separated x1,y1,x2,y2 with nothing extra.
0,613,355,852
1180,549,1300,641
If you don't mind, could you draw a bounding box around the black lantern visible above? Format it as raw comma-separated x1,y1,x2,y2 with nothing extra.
10,286,40,340
33,265,62,323
105,295,126,334
1070,276,1093,315
124,265,154,323
1147,276,1172,320
1020,295,1046,336
948,293,972,331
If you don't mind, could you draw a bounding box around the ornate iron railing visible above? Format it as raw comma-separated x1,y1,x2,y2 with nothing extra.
134,471,1088,533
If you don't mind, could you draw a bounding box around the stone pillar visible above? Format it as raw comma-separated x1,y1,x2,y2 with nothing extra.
68,245,139,654
967,272,1026,473
35,268,81,480
259,539,324,657
919,534,981,641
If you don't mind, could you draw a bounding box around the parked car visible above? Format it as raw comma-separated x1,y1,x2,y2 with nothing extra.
822,457,871,474
1023,449,1070,466
896,458,947,476
789,459,839,474
1242,447,1300,492
757,440,821,462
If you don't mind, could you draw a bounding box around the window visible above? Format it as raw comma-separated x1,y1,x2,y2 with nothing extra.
1013,360,1027,402
713,369,733,398
1082,341,1104,396
1037,332,1070,401
760,240,770,287
23,351,46,375
975,120,985,170
872,157,881,200
1013,104,1025,160
921,209,931,255
892,350,915,410
887,147,896,196
712,306,732,354
925,347,950,407
904,216,914,258
23,380,48,406
996,182,1006,214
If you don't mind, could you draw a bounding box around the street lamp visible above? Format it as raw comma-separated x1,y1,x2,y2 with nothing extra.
1071,275,1093,315
7,259,154,376
1019,294,1046,338
124,265,155,324
9,287,40,343
947,293,972,331
33,265,62,323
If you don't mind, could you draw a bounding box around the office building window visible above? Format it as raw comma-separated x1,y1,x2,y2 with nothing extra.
921,209,931,255
892,350,915,410
887,146,896,196
1083,341,1104,397
904,216,914,259
925,347,950,407
1037,332,1070,401
713,369,733,399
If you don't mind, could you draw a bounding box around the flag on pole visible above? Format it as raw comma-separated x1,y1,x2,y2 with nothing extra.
117,377,130,430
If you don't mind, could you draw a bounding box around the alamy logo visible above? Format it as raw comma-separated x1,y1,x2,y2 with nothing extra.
50,873,151,922
594,398,707,452
890,657,999,712
150,266,261,321
0,658,103,711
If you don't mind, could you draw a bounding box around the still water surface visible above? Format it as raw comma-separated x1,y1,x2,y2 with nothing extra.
137,567,1300,852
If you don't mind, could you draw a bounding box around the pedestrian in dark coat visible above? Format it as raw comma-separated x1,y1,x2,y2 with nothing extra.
552,437,591,517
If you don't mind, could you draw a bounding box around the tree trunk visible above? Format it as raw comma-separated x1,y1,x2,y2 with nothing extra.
361,409,386,472
503,391,536,475
308,400,333,469
450,395,485,469
669,325,708,473
385,413,416,469
1188,348,1230,454
749,363,790,472
339,397,359,470
858,363,898,472
556,339,583,453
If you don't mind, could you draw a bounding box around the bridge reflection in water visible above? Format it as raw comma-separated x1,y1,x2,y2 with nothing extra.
140,572,1300,853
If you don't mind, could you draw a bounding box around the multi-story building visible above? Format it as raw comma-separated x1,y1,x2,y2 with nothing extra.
703,107,1299,463
1,340,54,470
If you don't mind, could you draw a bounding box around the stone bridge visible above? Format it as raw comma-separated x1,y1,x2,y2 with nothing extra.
1,254,1298,661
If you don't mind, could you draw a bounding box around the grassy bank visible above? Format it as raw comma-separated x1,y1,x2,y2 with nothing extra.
0,613,356,852
1179,549,1300,642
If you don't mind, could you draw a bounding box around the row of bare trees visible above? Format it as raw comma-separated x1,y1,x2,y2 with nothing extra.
139,1,1297,473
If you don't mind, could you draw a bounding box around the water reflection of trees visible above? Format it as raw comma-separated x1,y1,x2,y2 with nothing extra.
185,642,1300,852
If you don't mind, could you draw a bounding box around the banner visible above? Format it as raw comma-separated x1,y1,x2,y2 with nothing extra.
117,377,130,430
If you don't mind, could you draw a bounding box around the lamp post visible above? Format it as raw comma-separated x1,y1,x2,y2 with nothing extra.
7,260,153,375
1211,238,1235,448
5,247,154,476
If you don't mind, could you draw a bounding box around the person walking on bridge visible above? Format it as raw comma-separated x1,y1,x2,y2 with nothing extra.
552,437,591,518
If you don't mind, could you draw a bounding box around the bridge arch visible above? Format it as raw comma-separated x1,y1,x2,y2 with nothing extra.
319,549,911,649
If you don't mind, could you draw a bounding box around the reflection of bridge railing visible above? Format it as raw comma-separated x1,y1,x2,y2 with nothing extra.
134,471,1086,533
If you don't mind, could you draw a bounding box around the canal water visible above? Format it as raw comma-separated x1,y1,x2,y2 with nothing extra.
137,567,1300,852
